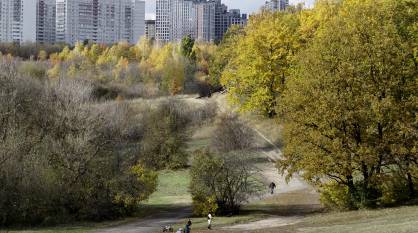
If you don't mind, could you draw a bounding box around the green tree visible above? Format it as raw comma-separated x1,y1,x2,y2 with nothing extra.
140,99,190,169
181,35,196,61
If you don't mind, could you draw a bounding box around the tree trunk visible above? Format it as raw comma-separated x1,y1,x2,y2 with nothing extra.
407,171,415,199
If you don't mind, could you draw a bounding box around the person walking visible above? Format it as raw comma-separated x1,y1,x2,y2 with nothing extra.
269,182,276,194
184,219,192,233
207,212,213,230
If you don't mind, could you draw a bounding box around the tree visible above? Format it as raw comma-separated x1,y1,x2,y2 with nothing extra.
190,150,261,215
220,12,301,117
208,25,243,87
0,59,157,225
181,35,196,61
140,99,190,169
278,0,418,208
211,114,254,153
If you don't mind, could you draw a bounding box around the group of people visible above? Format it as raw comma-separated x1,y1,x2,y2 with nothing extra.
171,182,277,233
175,213,212,233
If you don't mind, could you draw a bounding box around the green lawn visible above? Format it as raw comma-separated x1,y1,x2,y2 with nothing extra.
145,169,191,206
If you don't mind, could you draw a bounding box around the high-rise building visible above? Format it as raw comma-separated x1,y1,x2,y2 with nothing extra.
37,0,56,44
264,0,289,11
156,0,246,43
171,0,196,41
195,0,216,42
216,6,247,42
145,19,156,40
156,0,171,42
132,0,146,44
0,0,36,43
56,0,145,45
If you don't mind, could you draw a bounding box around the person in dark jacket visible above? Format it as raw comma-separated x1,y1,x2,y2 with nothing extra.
184,219,192,233
269,182,277,194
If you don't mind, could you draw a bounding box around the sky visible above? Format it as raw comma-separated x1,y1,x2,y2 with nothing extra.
145,0,315,19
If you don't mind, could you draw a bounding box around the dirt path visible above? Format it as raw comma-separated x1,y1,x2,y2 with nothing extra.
92,207,191,233
94,95,318,233
223,216,303,231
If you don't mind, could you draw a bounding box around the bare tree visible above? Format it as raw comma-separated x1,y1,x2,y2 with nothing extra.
211,113,255,153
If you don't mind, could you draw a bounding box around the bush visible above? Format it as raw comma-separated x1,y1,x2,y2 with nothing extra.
192,195,218,217
211,114,254,153
140,99,191,169
319,182,353,210
0,59,157,226
190,150,261,216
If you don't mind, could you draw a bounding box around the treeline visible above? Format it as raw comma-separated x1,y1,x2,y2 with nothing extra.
213,0,417,209
0,43,66,60
0,53,217,226
1,37,217,100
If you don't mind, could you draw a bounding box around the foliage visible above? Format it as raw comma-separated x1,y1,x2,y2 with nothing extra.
219,12,301,117
181,35,196,61
190,150,261,216
140,99,191,170
209,26,243,88
0,58,157,226
192,195,219,217
278,0,418,209
0,42,66,59
211,114,255,153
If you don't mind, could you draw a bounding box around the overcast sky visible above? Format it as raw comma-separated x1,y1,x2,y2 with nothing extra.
145,0,315,19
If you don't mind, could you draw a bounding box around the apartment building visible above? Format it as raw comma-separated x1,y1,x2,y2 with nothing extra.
56,0,145,45
156,0,247,43
195,0,215,42
156,0,171,42
145,19,156,40
264,0,289,11
37,0,56,44
0,0,36,43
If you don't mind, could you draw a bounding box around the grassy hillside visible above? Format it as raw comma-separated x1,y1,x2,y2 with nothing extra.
146,169,191,206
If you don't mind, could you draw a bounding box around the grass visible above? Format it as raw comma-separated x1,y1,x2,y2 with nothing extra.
295,205,418,233
187,205,418,233
145,169,192,206
0,218,133,233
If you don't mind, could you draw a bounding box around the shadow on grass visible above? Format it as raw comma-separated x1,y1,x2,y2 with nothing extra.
136,203,192,219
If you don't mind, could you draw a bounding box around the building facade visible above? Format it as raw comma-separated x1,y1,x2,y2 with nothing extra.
37,0,56,44
195,0,215,42
0,0,36,43
132,0,146,44
56,0,145,45
145,19,156,40
264,0,289,11
156,0,171,42
156,0,247,43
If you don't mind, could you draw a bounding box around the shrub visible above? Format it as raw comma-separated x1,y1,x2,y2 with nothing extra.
190,150,261,216
0,59,157,226
211,114,254,153
140,99,191,169
319,182,353,210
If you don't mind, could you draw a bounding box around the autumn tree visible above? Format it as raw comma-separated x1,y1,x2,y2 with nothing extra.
278,0,418,209
220,12,300,117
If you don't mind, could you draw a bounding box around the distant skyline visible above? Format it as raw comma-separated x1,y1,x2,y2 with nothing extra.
145,0,315,19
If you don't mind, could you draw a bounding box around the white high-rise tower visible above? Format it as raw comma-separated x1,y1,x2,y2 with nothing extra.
56,0,145,45
0,0,36,43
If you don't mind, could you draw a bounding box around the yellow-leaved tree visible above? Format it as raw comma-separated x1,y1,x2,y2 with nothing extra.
278,0,418,209
220,11,301,117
